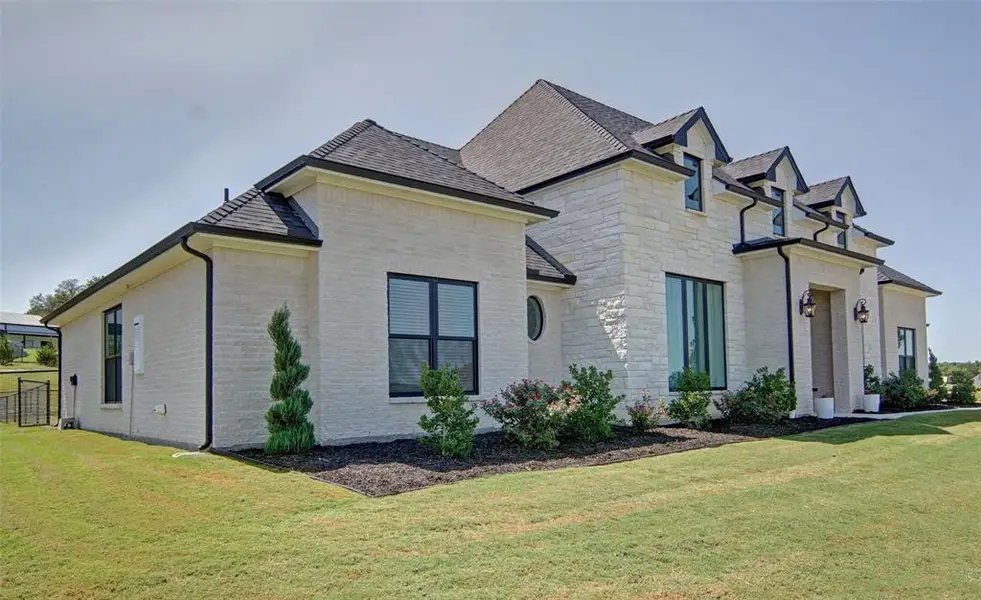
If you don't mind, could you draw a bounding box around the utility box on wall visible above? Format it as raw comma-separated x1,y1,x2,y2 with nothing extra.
133,315,144,375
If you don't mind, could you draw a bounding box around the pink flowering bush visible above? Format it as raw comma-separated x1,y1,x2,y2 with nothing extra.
480,379,564,450
559,364,624,442
626,391,667,432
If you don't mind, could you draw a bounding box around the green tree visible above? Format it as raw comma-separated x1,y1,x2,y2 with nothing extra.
418,363,479,458
0,334,14,366
27,276,104,316
264,304,315,455
947,370,977,405
928,349,947,400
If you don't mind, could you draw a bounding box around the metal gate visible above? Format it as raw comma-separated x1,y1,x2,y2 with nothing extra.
0,378,51,426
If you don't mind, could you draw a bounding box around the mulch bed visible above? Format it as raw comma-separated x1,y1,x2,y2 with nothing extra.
233,417,872,496
860,403,958,414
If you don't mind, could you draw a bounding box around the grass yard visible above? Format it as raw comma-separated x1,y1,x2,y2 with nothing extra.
3,413,980,599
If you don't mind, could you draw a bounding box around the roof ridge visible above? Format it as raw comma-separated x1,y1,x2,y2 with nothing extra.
726,145,786,166
308,119,376,159
538,80,631,151
377,122,524,199
808,175,849,188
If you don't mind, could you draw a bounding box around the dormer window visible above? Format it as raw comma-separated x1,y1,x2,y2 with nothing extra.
835,211,847,249
683,154,702,211
770,187,785,236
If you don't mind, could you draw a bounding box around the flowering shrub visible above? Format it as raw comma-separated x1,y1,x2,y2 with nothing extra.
480,379,564,450
559,364,624,442
626,391,666,432
714,367,796,424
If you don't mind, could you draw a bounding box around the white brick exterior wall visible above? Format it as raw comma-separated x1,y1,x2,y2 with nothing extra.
878,285,930,383
527,282,567,385
59,257,206,447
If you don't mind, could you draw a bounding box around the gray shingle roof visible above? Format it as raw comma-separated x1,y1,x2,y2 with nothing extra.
309,120,528,205
877,264,941,295
631,108,699,146
794,176,867,217
197,188,318,241
720,147,786,181
526,236,576,284
460,80,688,192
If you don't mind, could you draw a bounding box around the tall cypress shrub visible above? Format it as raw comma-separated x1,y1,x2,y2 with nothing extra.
264,304,315,454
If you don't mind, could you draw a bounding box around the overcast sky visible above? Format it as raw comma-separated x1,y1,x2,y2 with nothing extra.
1,3,978,360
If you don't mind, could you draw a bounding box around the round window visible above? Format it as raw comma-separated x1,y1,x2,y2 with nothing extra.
527,296,544,341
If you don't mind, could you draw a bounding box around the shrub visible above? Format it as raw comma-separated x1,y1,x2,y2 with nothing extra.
714,367,796,424
928,349,946,397
480,379,564,450
947,370,977,405
863,364,881,395
626,391,666,432
0,335,13,366
668,367,712,429
558,364,624,442
35,344,58,367
880,370,926,411
264,304,315,455
418,363,479,458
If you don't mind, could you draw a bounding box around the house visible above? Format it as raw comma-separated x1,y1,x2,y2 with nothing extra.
974,374,981,389
1,311,58,356
42,80,941,449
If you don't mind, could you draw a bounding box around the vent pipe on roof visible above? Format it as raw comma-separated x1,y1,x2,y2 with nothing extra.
223,187,230,203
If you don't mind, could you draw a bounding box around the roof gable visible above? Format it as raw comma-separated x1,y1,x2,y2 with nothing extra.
721,146,808,193
197,188,319,241
632,107,731,162
796,176,867,217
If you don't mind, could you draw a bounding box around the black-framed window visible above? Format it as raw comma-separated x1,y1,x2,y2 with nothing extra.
103,305,122,404
835,212,848,249
771,187,785,236
527,296,544,341
666,274,727,390
683,154,702,211
388,274,478,396
898,327,916,374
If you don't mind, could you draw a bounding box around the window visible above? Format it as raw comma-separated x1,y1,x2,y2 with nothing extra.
527,296,544,341
683,154,702,211
835,212,848,249
898,328,916,374
388,275,477,396
771,187,785,236
666,274,726,390
103,305,123,404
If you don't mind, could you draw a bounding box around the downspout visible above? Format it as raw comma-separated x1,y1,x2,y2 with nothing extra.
813,221,830,241
180,236,213,450
738,198,759,244
776,246,795,382
56,327,62,423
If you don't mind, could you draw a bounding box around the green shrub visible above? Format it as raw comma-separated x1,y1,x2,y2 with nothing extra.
668,367,712,429
480,379,564,450
714,367,796,424
626,391,666,432
418,364,479,458
264,304,315,455
880,370,926,411
35,344,58,367
947,370,977,405
558,364,624,442
0,335,13,366
863,364,881,395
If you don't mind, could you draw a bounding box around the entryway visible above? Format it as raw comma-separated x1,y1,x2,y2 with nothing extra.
808,287,851,414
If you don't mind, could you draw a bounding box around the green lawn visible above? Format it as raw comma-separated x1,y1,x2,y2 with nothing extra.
3,413,980,599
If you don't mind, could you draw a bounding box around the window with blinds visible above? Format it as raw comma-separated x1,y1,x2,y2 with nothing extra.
388,274,478,396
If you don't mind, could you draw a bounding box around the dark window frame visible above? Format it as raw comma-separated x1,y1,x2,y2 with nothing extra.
771,187,785,236
387,273,479,397
683,153,703,212
898,327,916,374
527,296,544,341
103,304,123,405
666,273,728,391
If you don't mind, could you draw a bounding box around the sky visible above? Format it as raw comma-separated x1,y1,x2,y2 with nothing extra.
1,2,978,360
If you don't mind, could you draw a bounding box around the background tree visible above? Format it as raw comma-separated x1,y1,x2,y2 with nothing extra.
0,334,14,366
947,370,977,405
27,276,104,316
928,348,947,400
264,304,315,454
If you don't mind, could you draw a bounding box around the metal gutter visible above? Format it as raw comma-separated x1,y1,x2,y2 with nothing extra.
180,236,214,451
776,246,795,383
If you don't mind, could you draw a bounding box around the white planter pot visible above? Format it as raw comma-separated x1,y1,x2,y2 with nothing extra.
863,393,880,413
814,396,835,420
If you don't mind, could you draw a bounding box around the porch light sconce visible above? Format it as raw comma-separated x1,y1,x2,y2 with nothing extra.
854,298,870,324
799,289,817,318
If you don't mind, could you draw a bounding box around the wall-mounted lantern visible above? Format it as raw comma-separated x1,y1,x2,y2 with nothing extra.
854,298,870,324
799,289,817,318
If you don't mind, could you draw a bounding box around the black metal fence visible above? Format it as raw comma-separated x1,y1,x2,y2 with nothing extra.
0,377,52,426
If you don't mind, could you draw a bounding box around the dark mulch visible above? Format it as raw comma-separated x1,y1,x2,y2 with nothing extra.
234,417,872,496
860,403,957,414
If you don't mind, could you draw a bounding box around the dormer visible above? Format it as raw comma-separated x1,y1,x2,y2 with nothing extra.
720,146,808,237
